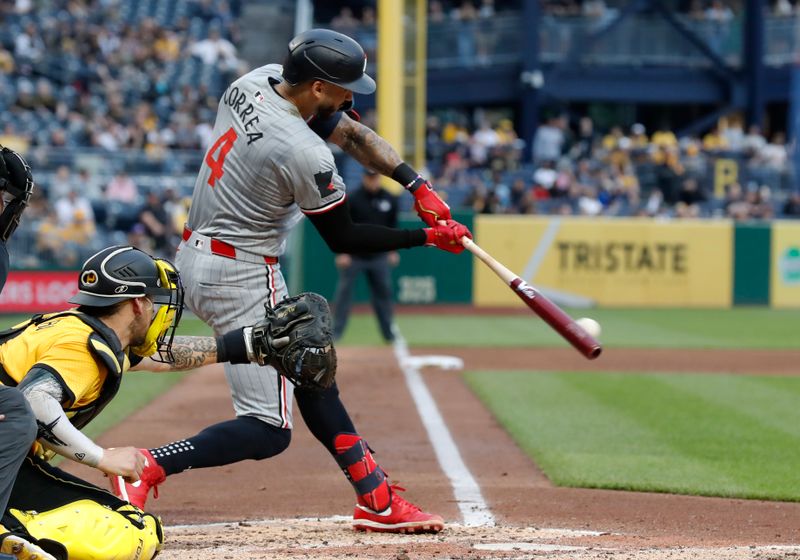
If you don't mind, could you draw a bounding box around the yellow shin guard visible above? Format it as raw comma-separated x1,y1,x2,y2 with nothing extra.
10,500,163,560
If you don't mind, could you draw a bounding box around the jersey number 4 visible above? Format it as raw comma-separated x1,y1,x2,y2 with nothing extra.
205,127,238,188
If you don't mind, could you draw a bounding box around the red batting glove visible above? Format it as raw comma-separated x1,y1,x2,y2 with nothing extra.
411,180,452,227
424,219,472,254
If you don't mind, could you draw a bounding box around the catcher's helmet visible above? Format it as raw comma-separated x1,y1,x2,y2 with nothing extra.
69,246,184,361
282,28,376,94
0,146,34,242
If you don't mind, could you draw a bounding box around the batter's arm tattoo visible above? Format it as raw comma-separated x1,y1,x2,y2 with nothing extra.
132,336,218,372
328,114,402,175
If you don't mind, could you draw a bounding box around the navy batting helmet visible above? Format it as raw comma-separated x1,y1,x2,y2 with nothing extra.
282,28,376,95
0,147,34,242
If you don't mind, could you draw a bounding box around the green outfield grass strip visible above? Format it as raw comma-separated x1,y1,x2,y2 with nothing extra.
389,308,800,349
465,370,800,502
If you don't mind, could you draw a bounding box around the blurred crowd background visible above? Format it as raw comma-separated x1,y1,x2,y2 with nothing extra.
1,0,798,270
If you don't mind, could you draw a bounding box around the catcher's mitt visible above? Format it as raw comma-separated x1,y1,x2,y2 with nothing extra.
250,292,336,390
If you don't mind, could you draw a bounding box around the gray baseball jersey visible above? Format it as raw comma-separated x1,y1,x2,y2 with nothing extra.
178,64,347,429
186,63,346,257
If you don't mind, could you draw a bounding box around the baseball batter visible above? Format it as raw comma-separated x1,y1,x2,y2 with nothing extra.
112,29,471,533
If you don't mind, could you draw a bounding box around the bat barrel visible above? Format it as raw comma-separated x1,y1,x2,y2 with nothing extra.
511,279,602,360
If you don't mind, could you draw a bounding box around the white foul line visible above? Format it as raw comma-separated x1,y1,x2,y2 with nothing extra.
392,334,495,527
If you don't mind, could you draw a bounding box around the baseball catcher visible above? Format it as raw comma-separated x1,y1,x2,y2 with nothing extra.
0,246,336,560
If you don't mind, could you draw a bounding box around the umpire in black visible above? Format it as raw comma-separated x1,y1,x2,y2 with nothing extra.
332,169,399,342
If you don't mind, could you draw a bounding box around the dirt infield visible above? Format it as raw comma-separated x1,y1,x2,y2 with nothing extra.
63,346,800,559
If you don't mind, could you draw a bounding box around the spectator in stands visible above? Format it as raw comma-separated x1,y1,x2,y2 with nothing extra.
746,185,774,220
783,191,800,217
61,207,97,254
475,0,497,65
35,207,80,267
681,139,707,177
137,191,172,257
331,6,361,36
14,21,44,63
742,124,767,158
651,125,678,149
54,189,95,228
724,182,750,220
127,222,154,253
702,124,729,152
453,0,479,67
630,123,649,149
642,188,666,217
49,165,76,200
508,177,536,214
705,0,734,54
190,28,240,76
154,28,181,63
105,170,139,203
77,167,103,200
577,185,602,216
532,116,565,164
760,132,788,170
357,6,377,60
676,177,708,214
570,117,597,160
470,121,500,166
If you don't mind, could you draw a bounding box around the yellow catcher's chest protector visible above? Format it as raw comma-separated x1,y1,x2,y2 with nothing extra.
10,500,162,560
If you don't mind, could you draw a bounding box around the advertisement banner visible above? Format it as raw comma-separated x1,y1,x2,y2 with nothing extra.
0,271,78,313
474,217,733,308
771,221,800,308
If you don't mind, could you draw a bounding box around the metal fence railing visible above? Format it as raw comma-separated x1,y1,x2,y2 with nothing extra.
339,12,800,71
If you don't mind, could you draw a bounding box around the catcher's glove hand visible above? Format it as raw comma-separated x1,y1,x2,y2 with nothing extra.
249,292,337,390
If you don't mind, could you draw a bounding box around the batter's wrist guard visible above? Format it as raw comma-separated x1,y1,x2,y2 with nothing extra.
391,162,425,192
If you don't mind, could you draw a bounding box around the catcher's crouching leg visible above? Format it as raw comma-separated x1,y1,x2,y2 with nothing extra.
9,500,163,560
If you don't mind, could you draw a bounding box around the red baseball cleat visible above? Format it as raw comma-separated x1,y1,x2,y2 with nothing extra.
109,449,166,509
352,485,444,534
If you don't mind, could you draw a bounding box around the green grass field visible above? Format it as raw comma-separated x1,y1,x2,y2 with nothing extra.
342,307,800,502
465,371,800,501
4,308,798,501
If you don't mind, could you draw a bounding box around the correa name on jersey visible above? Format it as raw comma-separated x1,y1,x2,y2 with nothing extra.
222,85,264,145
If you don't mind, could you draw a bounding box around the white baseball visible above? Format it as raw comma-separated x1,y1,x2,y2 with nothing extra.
575,317,602,338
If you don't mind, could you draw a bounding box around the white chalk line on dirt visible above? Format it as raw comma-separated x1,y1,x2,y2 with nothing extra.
392,334,495,527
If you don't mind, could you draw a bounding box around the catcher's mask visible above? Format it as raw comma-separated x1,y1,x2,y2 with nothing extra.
0,146,34,242
69,246,184,362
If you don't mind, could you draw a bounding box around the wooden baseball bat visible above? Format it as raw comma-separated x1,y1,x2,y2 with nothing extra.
462,237,602,360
